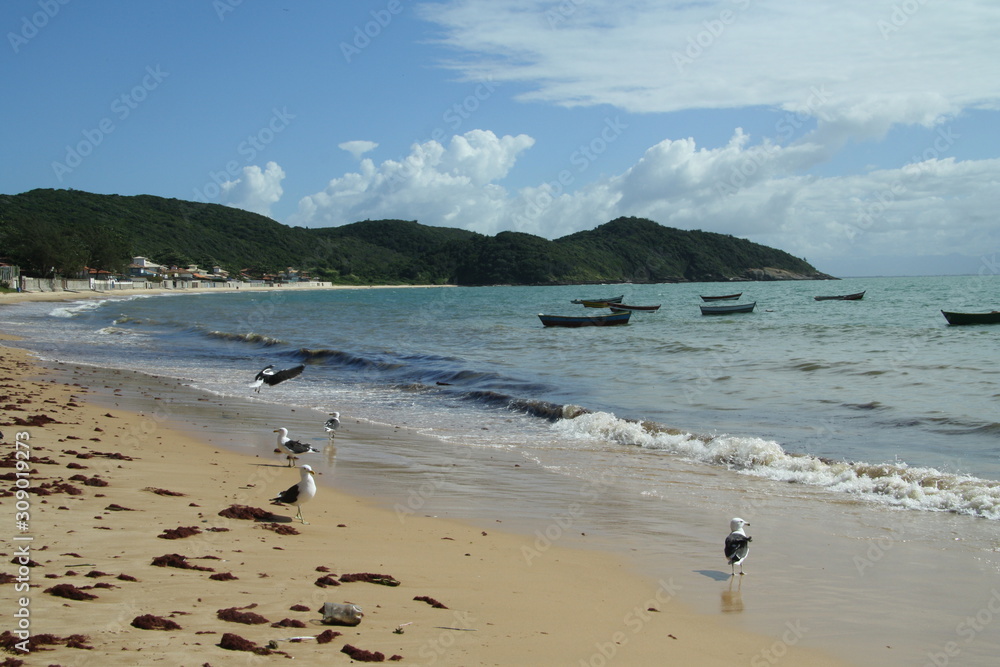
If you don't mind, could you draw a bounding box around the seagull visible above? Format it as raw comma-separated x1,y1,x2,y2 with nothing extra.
725,518,752,576
250,364,305,393
273,427,320,466
270,464,317,524
324,412,341,437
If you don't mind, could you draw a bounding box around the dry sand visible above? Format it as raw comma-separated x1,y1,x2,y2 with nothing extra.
0,293,852,665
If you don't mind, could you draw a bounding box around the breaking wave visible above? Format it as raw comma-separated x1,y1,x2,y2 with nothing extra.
553,411,1000,520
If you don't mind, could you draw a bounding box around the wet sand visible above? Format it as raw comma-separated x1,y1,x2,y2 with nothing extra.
0,336,855,665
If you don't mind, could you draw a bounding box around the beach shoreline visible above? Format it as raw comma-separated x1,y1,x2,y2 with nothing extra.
0,326,853,665
0,281,454,307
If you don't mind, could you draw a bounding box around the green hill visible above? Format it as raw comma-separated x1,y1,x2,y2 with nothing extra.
0,189,831,284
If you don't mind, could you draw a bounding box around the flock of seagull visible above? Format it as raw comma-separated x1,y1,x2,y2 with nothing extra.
251,363,338,524
251,364,754,574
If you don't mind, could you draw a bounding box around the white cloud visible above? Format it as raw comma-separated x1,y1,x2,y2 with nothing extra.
287,124,1000,273
220,161,285,217
290,130,534,231
338,140,379,159
418,0,1000,138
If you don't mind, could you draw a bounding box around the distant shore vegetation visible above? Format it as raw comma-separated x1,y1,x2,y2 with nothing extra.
0,189,832,284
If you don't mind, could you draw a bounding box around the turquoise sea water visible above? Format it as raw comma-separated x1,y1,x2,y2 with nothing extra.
4,275,999,517
4,275,1000,665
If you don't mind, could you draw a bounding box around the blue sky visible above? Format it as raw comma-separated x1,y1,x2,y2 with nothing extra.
4,0,999,276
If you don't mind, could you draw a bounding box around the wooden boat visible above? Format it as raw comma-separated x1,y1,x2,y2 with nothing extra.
538,311,632,327
700,302,756,315
700,293,742,302
814,291,865,301
609,303,661,312
570,295,624,307
941,310,1000,325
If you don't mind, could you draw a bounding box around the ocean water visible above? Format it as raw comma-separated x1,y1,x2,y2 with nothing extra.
5,276,999,517
4,276,1000,664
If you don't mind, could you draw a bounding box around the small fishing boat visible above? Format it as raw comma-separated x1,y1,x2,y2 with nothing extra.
941,310,1000,325
700,293,742,302
700,302,756,315
609,303,661,312
538,311,632,327
570,295,624,307
814,291,865,301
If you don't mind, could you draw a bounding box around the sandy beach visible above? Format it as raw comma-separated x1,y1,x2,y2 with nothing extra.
0,288,853,665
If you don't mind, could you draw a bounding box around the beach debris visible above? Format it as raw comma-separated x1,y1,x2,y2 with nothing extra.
209,572,239,581
271,618,307,628
339,572,400,587
394,622,413,634
341,644,385,661
44,583,98,601
414,595,448,609
321,602,364,626
218,632,273,655
289,604,310,612
144,487,185,497
0,630,93,652
69,474,108,487
314,575,341,588
117,574,139,582
218,504,272,520
157,526,202,540
217,605,270,625
130,614,182,631
255,522,300,535
315,629,342,643
104,503,135,511
150,553,215,572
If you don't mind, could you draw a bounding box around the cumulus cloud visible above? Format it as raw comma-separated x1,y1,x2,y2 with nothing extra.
338,140,379,159
288,123,1000,271
220,161,285,217
290,130,534,232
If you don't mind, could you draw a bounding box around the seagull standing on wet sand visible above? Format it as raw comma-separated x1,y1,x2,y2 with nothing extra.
270,464,317,524
274,427,320,466
250,364,305,393
725,518,752,576
324,412,341,438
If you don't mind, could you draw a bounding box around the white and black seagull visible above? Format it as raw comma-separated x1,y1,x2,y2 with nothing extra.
250,364,305,393
724,517,752,576
324,412,341,437
273,427,320,466
270,464,317,524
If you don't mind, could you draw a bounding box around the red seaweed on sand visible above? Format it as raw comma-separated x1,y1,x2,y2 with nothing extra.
130,614,182,631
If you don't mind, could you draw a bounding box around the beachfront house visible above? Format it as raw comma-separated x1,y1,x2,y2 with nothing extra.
129,256,166,280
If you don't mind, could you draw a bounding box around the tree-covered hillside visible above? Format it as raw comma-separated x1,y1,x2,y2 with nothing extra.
0,189,831,284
